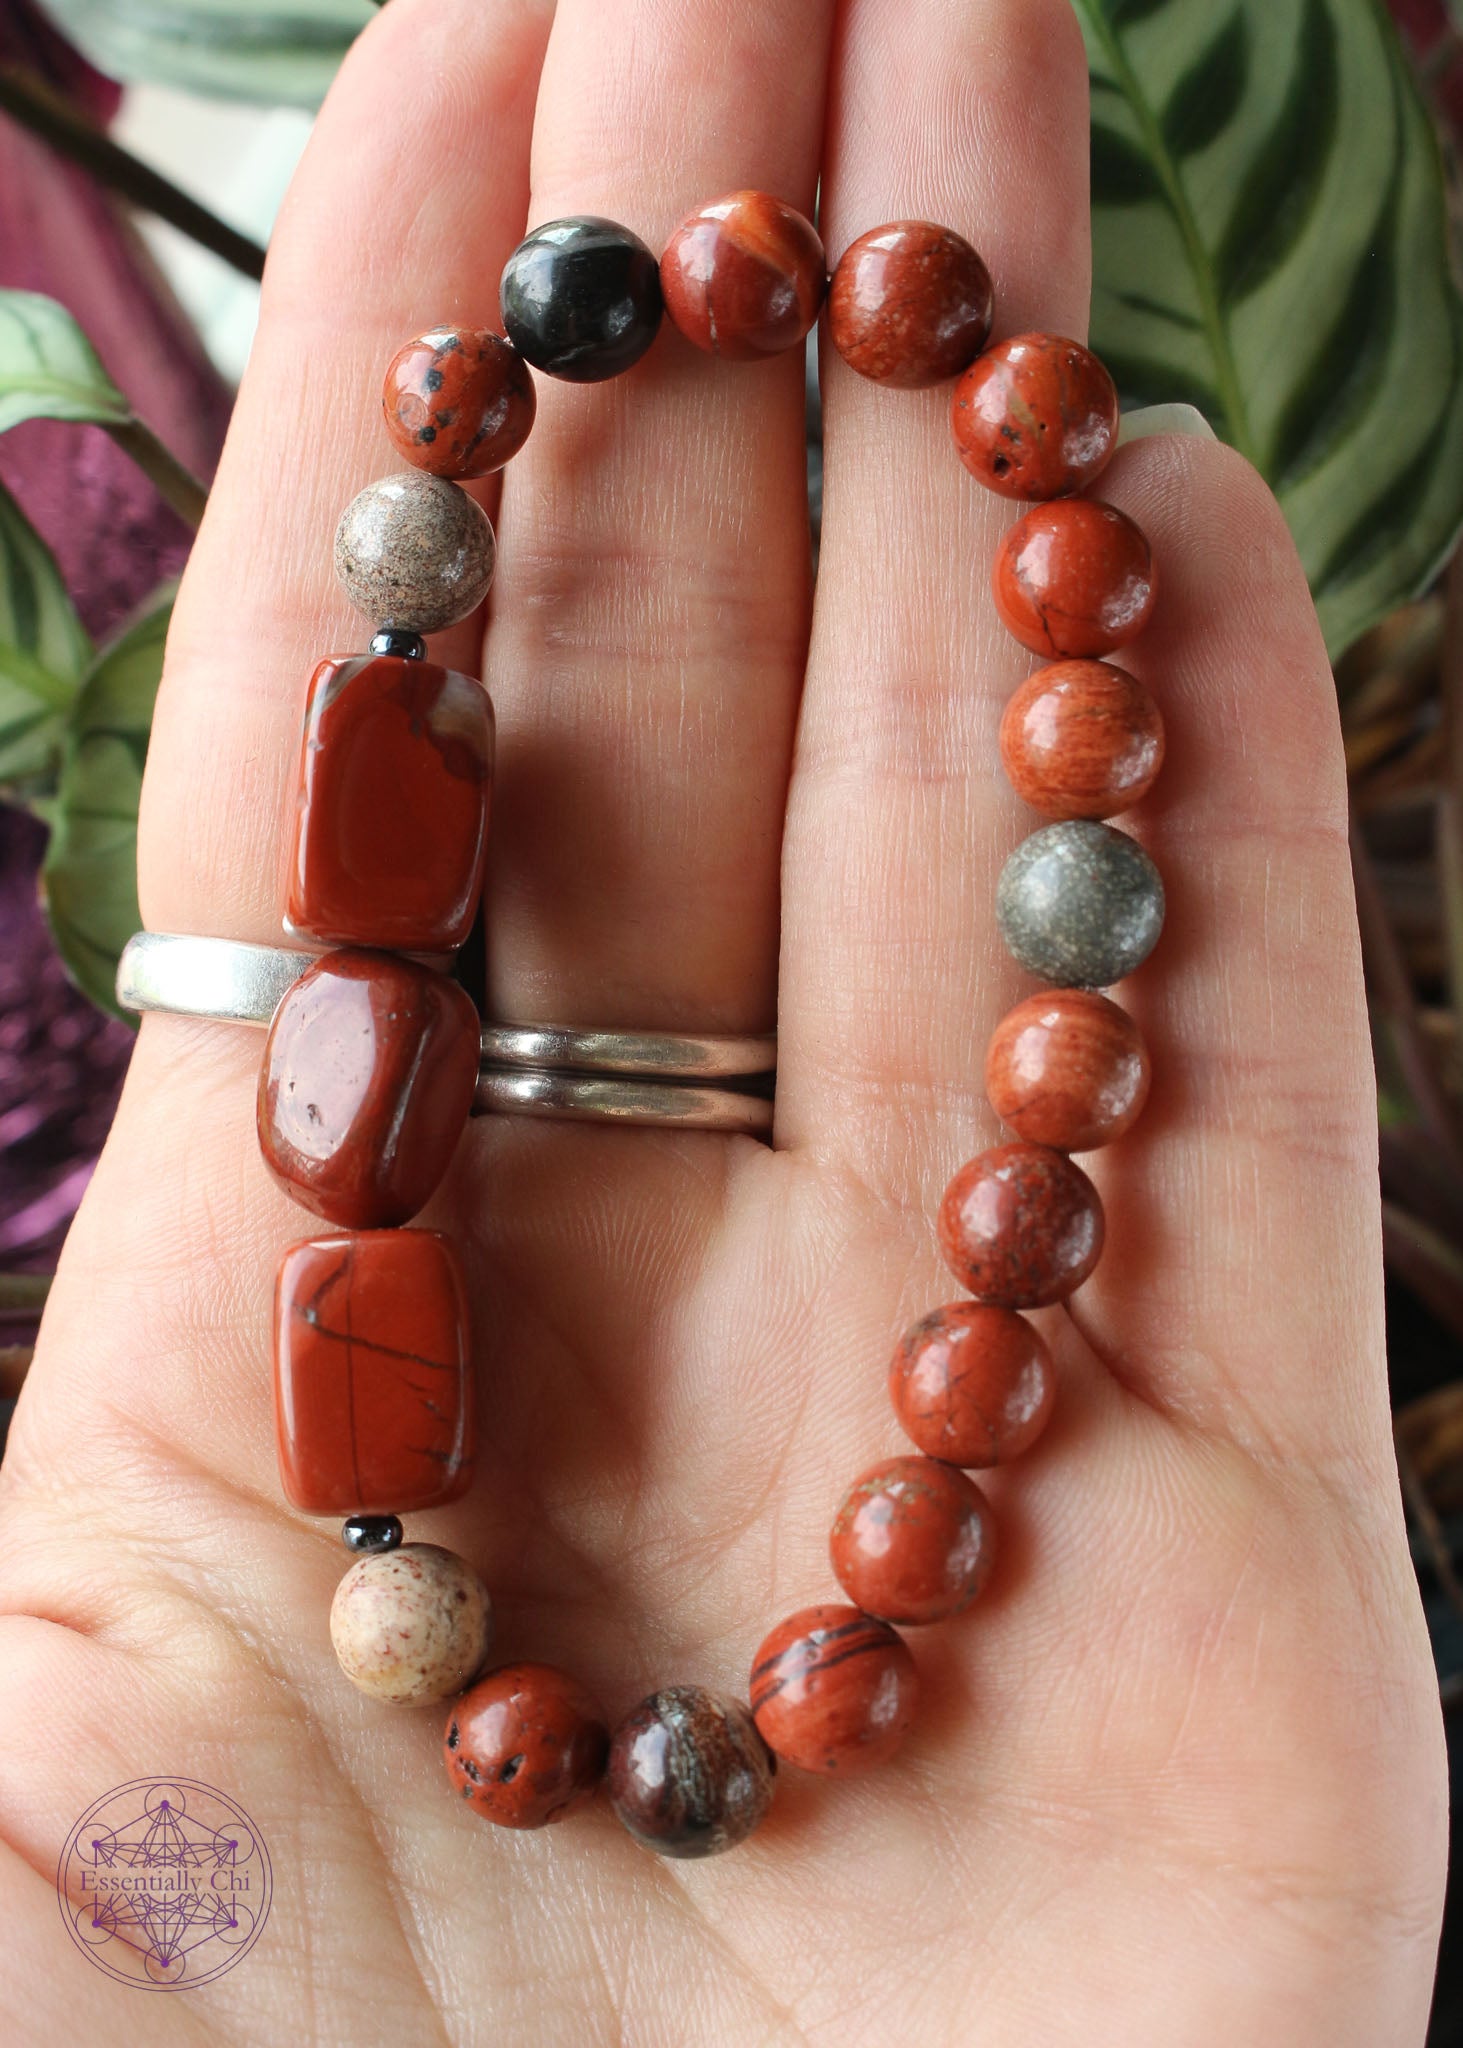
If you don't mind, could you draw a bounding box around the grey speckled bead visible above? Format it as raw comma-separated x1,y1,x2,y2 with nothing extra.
334,472,495,634
330,1542,492,1705
997,820,1164,988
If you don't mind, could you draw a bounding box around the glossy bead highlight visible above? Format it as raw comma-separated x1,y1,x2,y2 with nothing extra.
999,659,1164,820
828,221,993,386
750,1604,917,1774
501,217,663,382
992,499,1155,659
829,1457,996,1624
607,1686,775,1858
383,326,536,477
938,1142,1104,1307
986,989,1152,1151
889,1303,1055,1466
952,334,1119,498
660,191,825,359
446,1663,610,1830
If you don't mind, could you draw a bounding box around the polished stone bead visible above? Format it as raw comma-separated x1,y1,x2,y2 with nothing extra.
889,1302,1055,1466
257,950,480,1228
334,472,495,635
274,1230,474,1516
828,221,992,386
997,819,1165,987
1000,659,1163,820
383,325,536,478
445,1663,610,1830
330,1542,492,1705
750,1604,917,1775
829,1457,995,1625
992,499,1155,659
986,988,1151,1151
607,1686,775,1858
938,1142,1104,1307
285,654,493,953
952,333,1119,498
343,1514,403,1554
500,217,663,382
660,191,825,360
369,628,427,661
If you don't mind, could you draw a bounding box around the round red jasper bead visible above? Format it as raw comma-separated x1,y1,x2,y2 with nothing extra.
937,1142,1104,1306
1000,659,1163,819
750,1604,917,1775
951,333,1118,498
829,1457,995,1625
445,1663,610,1830
660,191,825,359
993,499,1155,660
828,221,993,387
257,950,480,1229
986,989,1151,1152
383,326,536,478
889,1302,1055,1466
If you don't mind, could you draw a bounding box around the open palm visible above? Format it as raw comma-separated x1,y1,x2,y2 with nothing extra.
0,0,1447,2039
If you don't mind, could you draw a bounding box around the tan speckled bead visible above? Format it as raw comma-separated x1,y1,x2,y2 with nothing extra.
330,1542,493,1705
334,472,495,634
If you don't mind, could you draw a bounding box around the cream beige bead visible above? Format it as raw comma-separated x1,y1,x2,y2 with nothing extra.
330,1542,492,1705
333,471,495,634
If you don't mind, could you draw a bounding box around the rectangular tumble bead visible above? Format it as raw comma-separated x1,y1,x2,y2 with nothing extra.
285,653,493,951
274,1230,475,1515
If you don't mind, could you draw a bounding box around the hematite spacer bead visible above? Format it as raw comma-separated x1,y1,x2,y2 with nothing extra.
342,1514,403,1554
369,629,427,661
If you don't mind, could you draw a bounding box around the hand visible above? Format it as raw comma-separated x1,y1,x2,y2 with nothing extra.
0,0,1445,2040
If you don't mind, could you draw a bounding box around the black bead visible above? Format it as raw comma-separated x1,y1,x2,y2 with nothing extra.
369,629,427,661
500,217,662,384
342,1514,403,1554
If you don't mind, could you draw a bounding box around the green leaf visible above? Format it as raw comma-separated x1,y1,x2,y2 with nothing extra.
0,291,131,435
36,0,374,106
1076,0,1463,657
0,480,91,790
41,586,173,1020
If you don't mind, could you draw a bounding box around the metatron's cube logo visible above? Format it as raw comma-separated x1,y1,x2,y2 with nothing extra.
56,1777,272,1989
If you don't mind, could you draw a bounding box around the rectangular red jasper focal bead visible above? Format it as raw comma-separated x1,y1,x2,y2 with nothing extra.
285,654,493,951
274,1230,475,1515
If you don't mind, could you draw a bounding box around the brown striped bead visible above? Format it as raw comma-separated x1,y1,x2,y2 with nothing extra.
986,990,1152,1151
750,1604,917,1775
951,333,1118,499
606,1686,775,1858
889,1303,1055,1466
660,191,825,359
937,1142,1104,1306
1000,660,1164,819
829,1457,995,1624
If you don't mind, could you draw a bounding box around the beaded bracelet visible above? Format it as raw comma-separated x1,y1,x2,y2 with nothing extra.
260,191,1165,1858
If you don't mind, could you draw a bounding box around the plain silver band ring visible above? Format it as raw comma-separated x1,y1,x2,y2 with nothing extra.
116,932,775,1137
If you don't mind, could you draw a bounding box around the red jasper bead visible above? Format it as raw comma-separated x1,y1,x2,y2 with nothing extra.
937,1142,1104,1306
258,950,480,1229
889,1303,1055,1466
383,326,536,477
999,659,1163,820
445,1663,610,1830
951,334,1118,499
285,654,493,952
986,989,1151,1152
274,1229,474,1515
660,191,825,360
828,221,993,387
829,1456,995,1625
992,499,1155,660
750,1604,917,1775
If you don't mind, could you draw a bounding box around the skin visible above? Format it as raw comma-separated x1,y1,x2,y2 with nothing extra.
0,0,1446,2041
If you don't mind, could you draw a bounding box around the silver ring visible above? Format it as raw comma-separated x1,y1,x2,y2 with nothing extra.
117,932,775,1136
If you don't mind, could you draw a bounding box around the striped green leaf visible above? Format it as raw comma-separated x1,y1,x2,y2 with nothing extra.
1078,0,1463,656
0,291,131,436
37,0,372,105
42,586,173,1019
0,481,91,790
